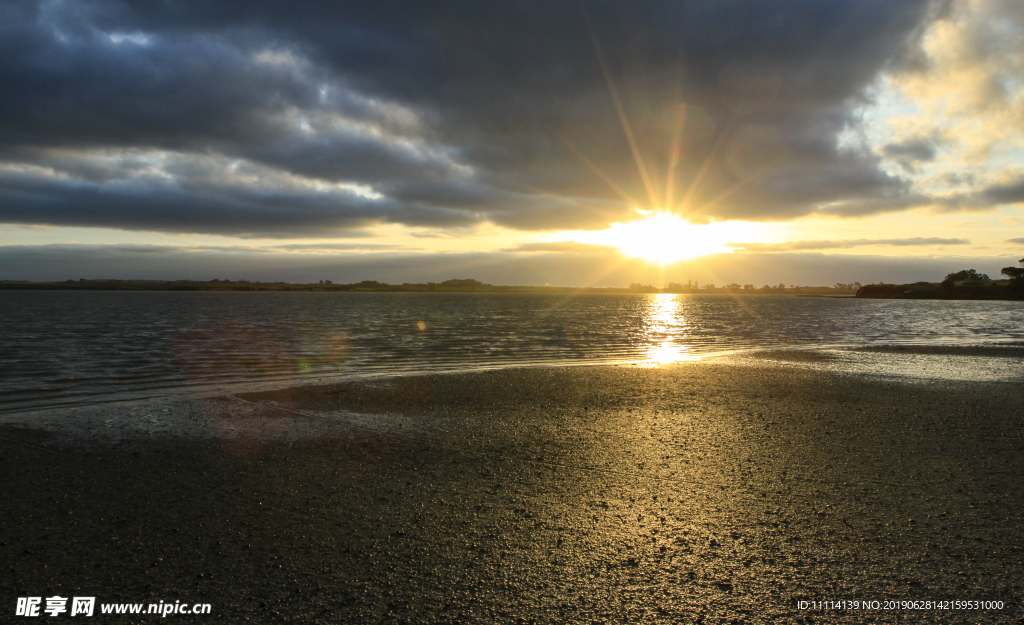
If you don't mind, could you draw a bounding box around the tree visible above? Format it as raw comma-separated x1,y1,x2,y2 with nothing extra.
944,269,989,283
1001,258,1024,287
942,269,989,290
441,278,484,288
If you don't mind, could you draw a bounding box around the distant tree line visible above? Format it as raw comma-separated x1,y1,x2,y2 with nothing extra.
0,277,497,292
630,282,860,294
856,258,1024,300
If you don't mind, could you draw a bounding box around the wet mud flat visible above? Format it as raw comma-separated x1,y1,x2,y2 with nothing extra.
1,354,1023,624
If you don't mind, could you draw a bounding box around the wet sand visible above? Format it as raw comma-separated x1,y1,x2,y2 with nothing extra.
1,350,1023,623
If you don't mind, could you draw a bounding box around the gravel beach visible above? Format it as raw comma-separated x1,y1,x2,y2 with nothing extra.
2,349,1023,624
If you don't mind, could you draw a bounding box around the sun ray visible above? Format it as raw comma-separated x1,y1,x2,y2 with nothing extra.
560,136,643,207
674,113,738,215
665,103,687,210
580,2,660,211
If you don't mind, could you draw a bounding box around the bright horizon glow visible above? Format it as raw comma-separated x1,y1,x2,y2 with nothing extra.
570,212,772,264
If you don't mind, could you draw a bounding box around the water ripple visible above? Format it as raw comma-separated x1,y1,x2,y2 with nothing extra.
1,291,1022,412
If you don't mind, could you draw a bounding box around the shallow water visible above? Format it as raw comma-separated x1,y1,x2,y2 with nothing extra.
731,347,1024,384
1,291,1022,411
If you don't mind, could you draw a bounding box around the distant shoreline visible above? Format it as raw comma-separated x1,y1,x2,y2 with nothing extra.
0,278,857,295
855,281,1024,301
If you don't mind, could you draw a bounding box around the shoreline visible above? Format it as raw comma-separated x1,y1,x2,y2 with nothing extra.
2,352,1022,622
3,345,1023,447
4,342,1024,418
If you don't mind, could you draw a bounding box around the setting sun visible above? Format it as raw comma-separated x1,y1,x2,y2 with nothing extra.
571,212,770,264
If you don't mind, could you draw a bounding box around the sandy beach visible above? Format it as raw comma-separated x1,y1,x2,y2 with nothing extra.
2,348,1022,623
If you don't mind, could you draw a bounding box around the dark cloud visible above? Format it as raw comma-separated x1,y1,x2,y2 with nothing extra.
981,177,1024,205
272,242,413,251
728,237,970,252
0,0,946,236
880,135,941,173
500,241,619,254
1006,238,1024,245
0,158,480,237
935,171,974,187
0,167,397,237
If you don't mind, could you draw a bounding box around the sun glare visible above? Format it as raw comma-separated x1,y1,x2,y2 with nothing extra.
574,212,767,264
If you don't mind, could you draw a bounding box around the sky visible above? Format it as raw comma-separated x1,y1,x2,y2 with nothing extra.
1,0,1023,286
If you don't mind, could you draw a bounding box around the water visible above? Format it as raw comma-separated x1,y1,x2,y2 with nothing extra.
1,291,1022,412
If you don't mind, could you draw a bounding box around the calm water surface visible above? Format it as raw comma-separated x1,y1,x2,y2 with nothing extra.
1,291,1022,412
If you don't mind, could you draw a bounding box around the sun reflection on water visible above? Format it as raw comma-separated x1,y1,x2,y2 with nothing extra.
648,341,696,364
642,294,698,365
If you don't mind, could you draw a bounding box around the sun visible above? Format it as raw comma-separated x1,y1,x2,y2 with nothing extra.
573,211,766,264
605,212,726,263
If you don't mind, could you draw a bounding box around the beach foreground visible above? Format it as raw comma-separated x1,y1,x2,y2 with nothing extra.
2,351,1022,623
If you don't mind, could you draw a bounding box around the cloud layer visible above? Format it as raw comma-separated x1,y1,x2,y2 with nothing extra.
1,0,973,237
727,237,970,252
